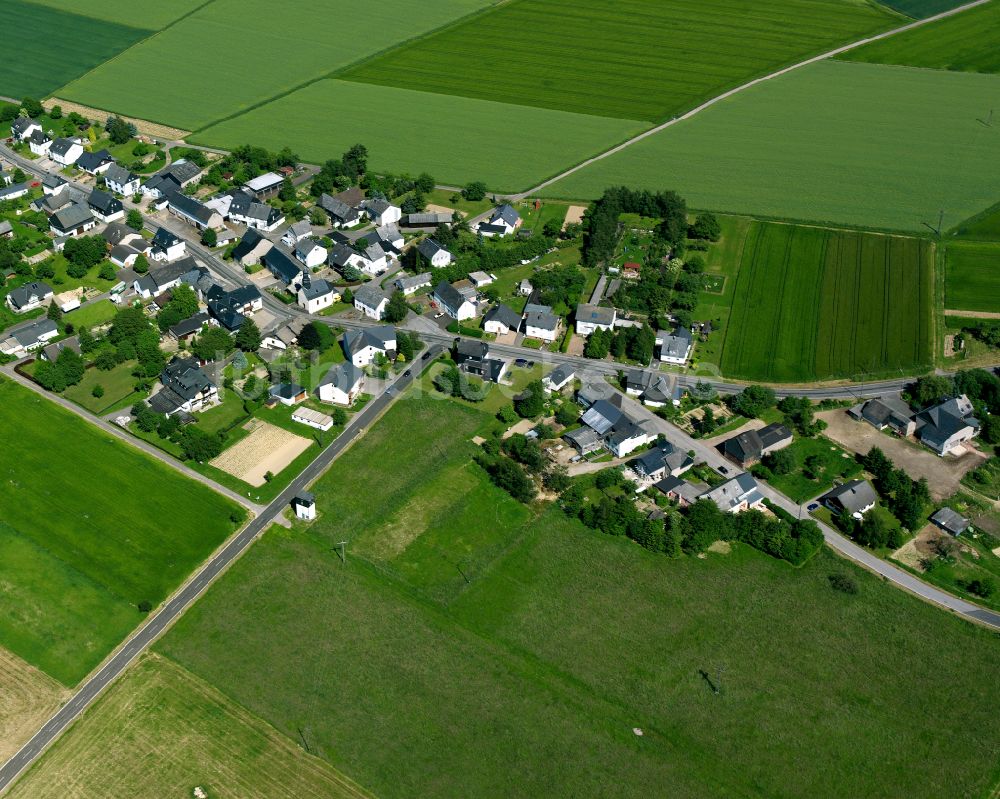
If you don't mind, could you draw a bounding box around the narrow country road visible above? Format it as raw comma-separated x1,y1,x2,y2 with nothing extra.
0,346,442,792
515,0,993,198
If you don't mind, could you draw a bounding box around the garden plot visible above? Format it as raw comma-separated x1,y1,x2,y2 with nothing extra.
211,420,312,486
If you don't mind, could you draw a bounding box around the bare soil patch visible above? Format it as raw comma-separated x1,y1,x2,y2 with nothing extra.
211,420,311,486
562,204,587,230
708,540,732,554
44,98,190,141
944,309,1000,319
817,410,986,501
0,647,67,763
426,203,463,217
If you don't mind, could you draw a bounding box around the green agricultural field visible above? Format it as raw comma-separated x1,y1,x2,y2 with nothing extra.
951,200,1000,241
0,1,150,100
944,240,1000,313
27,0,206,28
876,0,980,19
0,378,241,684
843,0,1000,73
542,60,1000,232
159,494,1000,797
7,655,374,799
341,0,896,122
192,80,645,192
58,0,492,130
717,222,933,382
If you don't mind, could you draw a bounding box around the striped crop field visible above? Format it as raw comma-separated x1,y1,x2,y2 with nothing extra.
842,0,1000,74
340,0,897,123
718,222,934,383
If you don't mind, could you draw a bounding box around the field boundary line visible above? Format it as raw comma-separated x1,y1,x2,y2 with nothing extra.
516,0,993,198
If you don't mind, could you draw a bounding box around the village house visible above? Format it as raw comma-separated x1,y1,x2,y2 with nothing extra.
848,396,916,437
6,281,53,313
575,303,617,335
28,130,52,157
319,193,363,228
87,189,124,223
522,302,560,342
281,220,312,247
454,340,507,383
167,311,212,342
227,190,284,232
342,326,396,367
0,319,58,357
150,356,219,416
294,238,327,270
261,319,306,351
296,272,339,314
231,228,272,267
206,283,263,330
631,441,693,483
417,238,453,268
914,395,980,455
542,365,575,394
654,475,708,507
150,227,187,262
353,284,389,320
41,173,66,196
48,203,96,237
11,117,42,142
76,148,113,176
48,137,84,167
433,280,477,321
824,479,877,518
166,191,225,231
317,361,365,406
478,204,521,237
570,396,656,458
483,303,522,336
134,257,200,299
104,163,141,196
40,335,80,362
263,246,301,287
141,160,202,199
701,473,766,513
363,197,402,227
394,272,432,296
721,423,793,468
658,326,693,365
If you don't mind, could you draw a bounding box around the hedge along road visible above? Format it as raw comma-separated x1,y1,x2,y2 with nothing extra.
514,0,993,199
0,347,443,793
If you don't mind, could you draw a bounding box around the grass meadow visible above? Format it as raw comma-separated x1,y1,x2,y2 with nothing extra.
843,0,1000,74
155,427,1000,799
542,60,1000,232
341,0,895,122
951,200,1000,241
191,80,646,192
877,0,975,17
0,0,149,99
717,222,934,382
0,647,66,765
944,240,1000,312
58,0,491,130
0,378,241,684
26,0,206,28
7,654,374,799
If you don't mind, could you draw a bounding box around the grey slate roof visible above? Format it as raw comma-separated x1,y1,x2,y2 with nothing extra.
576,303,615,326
825,479,878,516
930,507,970,536
417,238,449,261
167,191,215,226
168,311,210,338
433,281,468,313
263,246,301,284
342,325,395,358
320,361,364,393
7,281,52,310
490,204,520,227
161,356,214,401
49,138,79,159
12,318,57,347
49,202,94,232
353,283,387,310
76,149,112,173
232,228,269,262
483,302,521,331
88,189,122,216
104,162,138,188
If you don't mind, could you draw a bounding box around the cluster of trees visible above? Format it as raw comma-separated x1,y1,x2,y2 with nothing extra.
531,263,586,310
104,115,136,145
307,144,369,197
688,213,721,242
132,399,224,462
105,305,166,377
384,290,408,323
726,384,776,418
461,181,488,202
514,379,546,418
363,170,435,207
681,498,824,566
582,323,656,363
33,347,85,392
201,143,298,189
475,440,537,503
297,321,338,352
62,236,107,278
859,447,930,532
191,326,236,362
433,364,488,402
156,285,199,332
581,187,687,266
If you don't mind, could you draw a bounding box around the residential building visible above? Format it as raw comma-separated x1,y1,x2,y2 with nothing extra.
318,193,362,228
454,340,507,383
231,228,272,267
167,311,211,342
0,319,58,356
701,473,765,514
577,397,656,457
317,361,365,406
11,117,42,142
0,182,29,202
261,319,306,351
479,204,521,237
294,238,327,270
296,272,339,314
41,335,80,362
417,238,453,268
523,303,560,342
564,426,603,456
49,137,84,166
518,278,534,296
824,479,877,518
150,227,186,262
542,365,575,393
433,280,477,321
263,246,301,286
848,396,917,437
104,163,141,196
341,326,396,367
228,190,284,232
914,395,980,455
631,441,693,483
394,272,432,296
281,219,312,246
41,173,66,195
654,476,707,507
6,281,53,313
48,203,96,237
468,270,494,288
76,149,113,175
151,357,219,416
166,191,224,231
483,303,522,336
575,303,617,335
721,423,793,468
141,160,202,199
205,283,262,330
28,130,52,157
270,383,308,406
658,326,693,365
87,189,124,223
353,284,389,320
134,257,200,299
363,197,402,226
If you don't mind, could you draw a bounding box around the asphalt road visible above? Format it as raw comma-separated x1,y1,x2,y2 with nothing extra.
0,346,442,792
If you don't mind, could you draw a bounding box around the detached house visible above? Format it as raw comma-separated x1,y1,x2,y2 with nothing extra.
575,303,616,335
363,197,402,227
0,182,30,202
41,173,66,196
206,283,263,330
479,204,521,238
151,227,186,262
318,361,365,406
0,319,58,357
49,137,84,166
141,160,202,199
824,479,877,518
394,272,432,296
542,365,575,394
76,148,113,175
848,396,916,437
572,397,656,458
134,256,200,299
914,395,980,455
658,326,693,365
483,303,521,336
701,473,765,514
104,163,141,196
342,326,396,367
522,302,560,343
318,193,363,228
49,203,96,237
417,238,453,268
353,284,389,320
11,117,42,142
454,340,507,383
721,423,793,468
433,280,476,321
87,189,124,223
294,238,327,270
28,130,52,157
296,272,339,314
263,246,301,287
231,228,272,267
281,219,312,246
631,441,693,483
6,281,53,313
228,190,284,232
151,357,219,416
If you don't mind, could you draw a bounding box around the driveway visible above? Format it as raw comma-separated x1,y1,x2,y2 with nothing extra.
817,410,986,500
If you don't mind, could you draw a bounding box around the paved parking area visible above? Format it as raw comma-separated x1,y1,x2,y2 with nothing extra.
817,410,986,500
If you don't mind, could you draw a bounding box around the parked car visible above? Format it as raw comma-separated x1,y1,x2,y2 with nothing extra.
515,358,529,368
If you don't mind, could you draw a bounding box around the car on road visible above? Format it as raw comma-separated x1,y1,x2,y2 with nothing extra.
717,465,729,475
807,502,819,512
434,312,444,319
515,358,535,368
422,351,432,360
404,370,412,377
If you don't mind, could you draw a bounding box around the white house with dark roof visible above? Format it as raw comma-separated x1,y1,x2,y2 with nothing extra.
296,272,339,314
6,281,53,313
76,148,113,176
317,361,365,406
543,365,575,394
523,302,560,342
152,356,219,416
353,284,389,320
824,479,877,518
42,173,66,195
28,130,52,157
48,203,96,237
701,473,765,514
87,189,124,223
417,238,453,268
658,326,693,365
134,257,200,299
281,219,312,246
104,163,141,196
167,191,224,231
228,190,284,232
151,227,186,262
0,182,30,202
433,280,476,321
575,303,617,335
11,117,41,142
294,238,327,270
141,160,202,199
478,204,521,238
363,197,401,226
48,137,84,166
342,326,396,367
394,272,432,296
914,395,980,455
483,302,521,336
318,193,363,228
0,319,58,357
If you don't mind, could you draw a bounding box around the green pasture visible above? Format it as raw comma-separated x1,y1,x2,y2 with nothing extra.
66,299,117,329
542,61,1000,232
61,359,142,413
58,0,491,130
26,0,207,28
951,200,1000,240
0,377,241,684
192,79,646,192
0,1,149,100
843,0,1000,74
943,240,1000,312
876,0,974,17
341,0,896,122
159,483,1000,798
717,221,933,382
